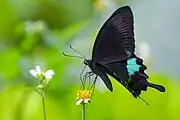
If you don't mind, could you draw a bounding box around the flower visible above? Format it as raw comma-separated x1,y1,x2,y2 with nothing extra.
29,65,53,120
29,65,55,87
25,20,46,34
29,65,55,80
44,69,55,81
29,65,42,78
76,90,93,105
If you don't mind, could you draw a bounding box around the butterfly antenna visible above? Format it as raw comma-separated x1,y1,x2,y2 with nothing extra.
138,96,149,106
69,45,86,59
63,52,84,60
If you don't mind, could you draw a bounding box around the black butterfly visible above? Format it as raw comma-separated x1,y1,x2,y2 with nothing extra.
64,6,165,102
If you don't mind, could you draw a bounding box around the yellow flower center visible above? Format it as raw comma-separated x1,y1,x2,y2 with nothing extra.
77,90,92,100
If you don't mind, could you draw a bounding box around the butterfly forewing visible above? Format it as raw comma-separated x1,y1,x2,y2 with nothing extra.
92,6,135,64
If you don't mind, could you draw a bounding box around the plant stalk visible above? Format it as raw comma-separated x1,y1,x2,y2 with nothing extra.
82,103,85,120
41,92,47,120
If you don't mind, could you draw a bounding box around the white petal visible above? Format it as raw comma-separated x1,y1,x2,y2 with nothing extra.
84,98,90,103
36,65,41,75
76,99,83,105
76,97,80,100
44,69,55,80
29,69,38,77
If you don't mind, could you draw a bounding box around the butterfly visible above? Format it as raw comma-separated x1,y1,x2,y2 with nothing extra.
64,6,165,103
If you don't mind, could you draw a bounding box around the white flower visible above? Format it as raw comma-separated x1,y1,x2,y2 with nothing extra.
29,65,55,82
29,65,42,77
44,69,55,80
25,20,46,34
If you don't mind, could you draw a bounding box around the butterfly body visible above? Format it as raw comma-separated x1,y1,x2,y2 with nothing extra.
65,6,165,99
86,6,165,97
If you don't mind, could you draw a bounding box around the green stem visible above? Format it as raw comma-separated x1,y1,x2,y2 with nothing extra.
82,103,85,120
41,92,47,120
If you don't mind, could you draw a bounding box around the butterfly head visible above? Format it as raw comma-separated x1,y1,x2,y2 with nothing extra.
84,59,92,66
84,59,94,71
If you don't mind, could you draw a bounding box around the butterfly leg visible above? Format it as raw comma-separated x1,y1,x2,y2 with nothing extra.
79,65,87,90
83,71,94,89
90,75,98,94
83,71,93,81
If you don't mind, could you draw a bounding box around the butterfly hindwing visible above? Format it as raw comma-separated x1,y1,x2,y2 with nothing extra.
104,56,149,97
95,63,113,91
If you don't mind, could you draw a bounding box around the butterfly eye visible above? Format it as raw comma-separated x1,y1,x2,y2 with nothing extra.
84,60,88,65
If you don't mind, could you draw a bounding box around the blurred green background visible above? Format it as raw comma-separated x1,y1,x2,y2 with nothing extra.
0,0,180,120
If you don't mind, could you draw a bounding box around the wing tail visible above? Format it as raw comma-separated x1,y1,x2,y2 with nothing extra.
130,57,165,95
148,83,166,92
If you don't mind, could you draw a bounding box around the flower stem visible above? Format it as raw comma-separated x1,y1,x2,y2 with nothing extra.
41,93,47,120
82,103,85,120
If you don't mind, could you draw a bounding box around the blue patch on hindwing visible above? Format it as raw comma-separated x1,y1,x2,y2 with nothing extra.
127,58,140,76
